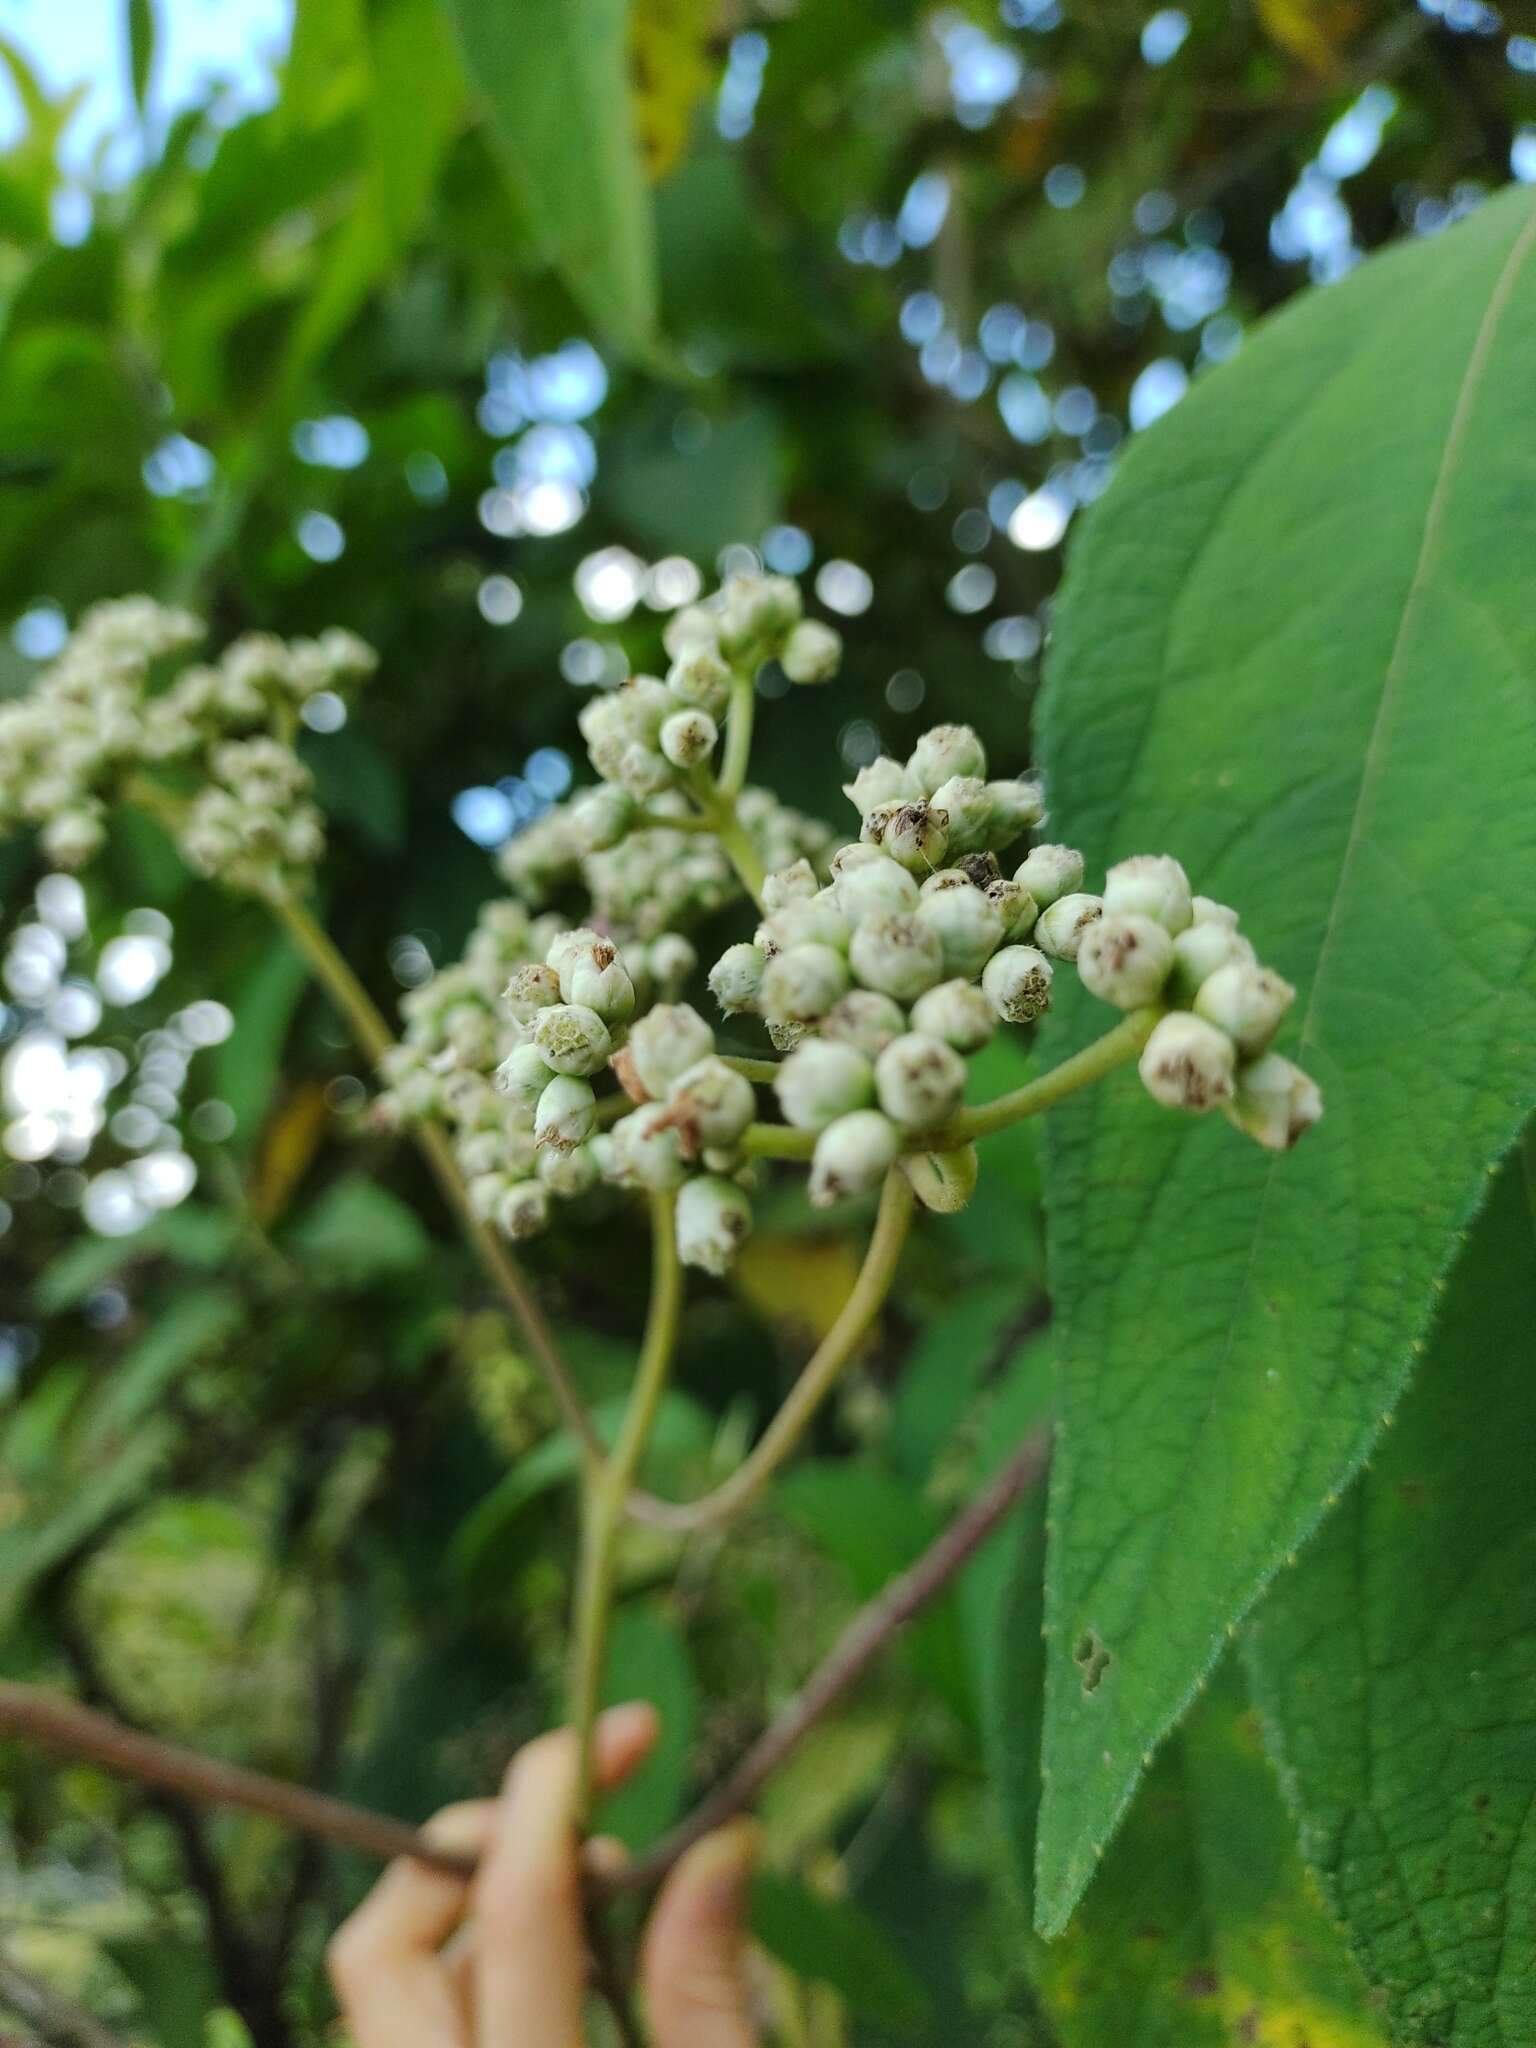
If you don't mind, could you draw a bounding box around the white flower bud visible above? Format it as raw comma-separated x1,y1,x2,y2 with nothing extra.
1171,921,1255,1000
665,1056,756,1150
982,945,1055,1023
503,959,564,1022
564,943,637,1023
666,647,732,715
820,990,908,1058
495,1042,558,1112
848,910,946,1000
929,775,993,855
660,706,719,768
1192,895,1239,929
1224,1053,1323,1150
535,1075,597,1151
1138,1013,1236,1113
532,1003,613,1077
1076,913,1175,1010
467,1171,511,1221
569,784,633,853
831,850,920,922
617,741,673,796
762,858,819,912
539,1142,602,1197
916,872,1006,978
1103,854,1193,935
1194,961,1295,1057
1014,844,1085,909
717,573,802,661
909,723,986,794
986,878,1039,939
874,1031,966,1131
842,758,917,813
608,1103,688,1189
762,894,850,955
547,928,605,981
708,942,767,1016
910,978,997,1052
780,617,842,684
42,808,105,866
809,1109,900,1207
862,798,949,873
760,942,850,1022
496,1179,551,1240
1034,892,1104,960
647,932,697,995
774,1039,875,1130
676,1175,754,1275
985,778,1046,845
663,603,720,659
630,1003,715,1095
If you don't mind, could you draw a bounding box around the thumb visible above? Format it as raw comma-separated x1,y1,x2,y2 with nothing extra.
641,1820,761,2048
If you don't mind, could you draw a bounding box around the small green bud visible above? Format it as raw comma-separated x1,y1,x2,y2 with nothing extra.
1170,920,1255,1001
609,1103,688,1189
495,1041,558,1112
820,990,908,1058
1013,844,1084,908
774,1038,875,1130
760,941,851,1022
862,798,949,874
630,1003,715,1095
569,784,633,853
909,722,986,793
848,910,946,1000
665,1055,756,1150
564,941,636,1023
762,894,850,954
718,572,801,660
987,877,1039,939
809,1109,900,1207
780,617,843,684
660,706,719,769
504,961,563,1023
1076,912,1175,1010
1034,892,1104,960
539,1141,602,1198
1138,1012,1235,1113
982,945,1055,1023
831,849,920,922
532,1002,613,1077
984,778,1047,845
1103,854,1193,934
916,872,1006,978
903,1144,979,1213
708,942,767,1017
910,978,997,1052
842,758,917,813
647,931,698,996
929,775,994,855
874,1031,967,1131
1194,960,1295,1057
535,1075,598,1151
676,1174,754,1275
1224,1053,1323,1150
762,858,820,912
496,1179,551,1240
666,647,732,715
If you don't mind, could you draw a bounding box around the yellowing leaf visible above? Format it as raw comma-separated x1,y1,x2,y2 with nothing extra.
1255,0,1365,74
630,0,718,182
252,1081,330,1225
734,1232,867,1346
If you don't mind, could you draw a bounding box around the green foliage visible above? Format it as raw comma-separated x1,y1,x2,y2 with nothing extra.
1245,1151,1536,2046
1031,186,1536,1933
749,1869,934,2029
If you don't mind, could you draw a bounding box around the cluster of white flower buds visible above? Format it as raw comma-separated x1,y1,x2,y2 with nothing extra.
0,598,375,890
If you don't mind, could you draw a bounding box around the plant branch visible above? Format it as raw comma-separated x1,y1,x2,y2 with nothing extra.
717,669,757,799
627,1169,914,1534
946,1008,1160,1144
602,1427,1051,1896
0,1948,130,2048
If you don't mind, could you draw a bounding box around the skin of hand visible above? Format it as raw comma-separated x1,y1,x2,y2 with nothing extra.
327,1701,761,2047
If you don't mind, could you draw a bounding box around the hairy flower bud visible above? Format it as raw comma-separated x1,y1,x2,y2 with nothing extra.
848,910,945,1001
708,942,767,1017
663,603,720,660
665,1056,756,1150
981,945,1055,1023
617,741,672,797
762,858,819,912
820,990,908,1058
862,798,949,874
874,1031,966,1132
539,1142,602,1198
843,757,918,813
1194,960,1296,1057
660,707,719,769
547,928,605,982
780,617,843,684
909,723,986,793
831,850,920,922
1034,892,1104,960
986,878,1039,940
630,1003,715,1096
666,647,732,715
496,1179,551,1241
532,1003,613,1077
1138,1013,1236,1113
676,1174,754,1274
761,895,850,955
1076,912,1175,1010
984,778,1047,846
910,978,997,1052
608,1103,688,1189
916,872,1006,978
535,1075,597,1151
1013,844,1084,909
1192,895,1239,929
1171,920,1255,1000
760,941,850,1021
774,1038,876,1130
503,962,563,1025
929,775,994,855
647,931,697,996
564,942,636,1023
1103,854,1193,935
717,573,801,661
1224,1053,1324,1150
809,1109,900,1207
495,1042,557,1114
569,784,633,853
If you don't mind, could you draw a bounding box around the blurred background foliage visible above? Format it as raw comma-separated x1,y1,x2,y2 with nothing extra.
0,0,1532,2041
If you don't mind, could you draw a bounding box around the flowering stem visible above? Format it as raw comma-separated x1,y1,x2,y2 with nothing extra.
717,668,757,799
740,1120,818,1160
947,1007,1161,1143
627,1169,913,1535
720,1054,782,1084
569,1190,684,1821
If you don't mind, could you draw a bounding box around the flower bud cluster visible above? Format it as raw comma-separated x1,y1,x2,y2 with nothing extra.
0,597,375,885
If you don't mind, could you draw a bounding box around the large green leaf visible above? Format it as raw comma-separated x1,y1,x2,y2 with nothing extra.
1245,1150,1536,2046
442,0,659,356
1032,185,1536,1933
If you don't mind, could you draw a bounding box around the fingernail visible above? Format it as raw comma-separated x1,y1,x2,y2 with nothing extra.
599,1699,658,1743
694,1818,761,1908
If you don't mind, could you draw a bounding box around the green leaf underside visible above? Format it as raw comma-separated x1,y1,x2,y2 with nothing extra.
1245,1155,1536,2047
1034,186,1536,1933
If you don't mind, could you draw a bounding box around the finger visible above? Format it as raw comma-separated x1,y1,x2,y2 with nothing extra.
328,1801,495,2047
474,1703,658,2048
642,1820,761,2048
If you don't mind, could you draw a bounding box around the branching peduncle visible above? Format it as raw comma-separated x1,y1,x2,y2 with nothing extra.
716,667,757,799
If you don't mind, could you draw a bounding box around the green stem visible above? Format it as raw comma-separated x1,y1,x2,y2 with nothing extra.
717,668,757,799
740,1121,818,1161
945,1008,1160,1144
628,1170,912,1536
719,1055,780,1085
570,1191,684,1819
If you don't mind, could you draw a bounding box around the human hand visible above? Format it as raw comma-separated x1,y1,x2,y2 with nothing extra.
328,1702,760,2045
